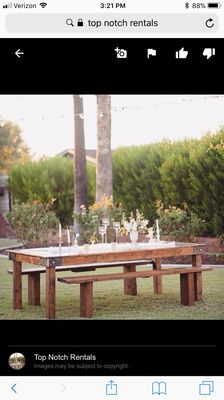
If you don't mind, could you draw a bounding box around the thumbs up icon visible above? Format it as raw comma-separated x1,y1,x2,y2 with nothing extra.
175,47,188,59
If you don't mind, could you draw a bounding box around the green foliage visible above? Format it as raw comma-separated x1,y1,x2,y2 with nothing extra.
9,157,96,225
6,201,59,247
188,131,224,235
0,120,30,173
156,201,205,241
112,128,224,236
74,195,124,244
112,143,170,222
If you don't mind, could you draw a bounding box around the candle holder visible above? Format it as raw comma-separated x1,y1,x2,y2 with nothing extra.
102,218,109,243
113,221,120,244
156,219,160,242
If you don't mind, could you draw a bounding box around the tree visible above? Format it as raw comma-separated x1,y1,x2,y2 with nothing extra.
96,95,113,202
73,95,88,213
0,120,30,173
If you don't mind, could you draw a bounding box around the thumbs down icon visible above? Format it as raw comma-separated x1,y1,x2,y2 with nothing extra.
203,48,215,59
175,47,188,59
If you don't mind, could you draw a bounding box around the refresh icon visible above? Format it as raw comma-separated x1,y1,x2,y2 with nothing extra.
205,18,215,28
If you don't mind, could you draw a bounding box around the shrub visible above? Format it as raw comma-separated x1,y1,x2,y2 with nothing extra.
6,201,59,247
9,157,96,225
112,128,224,236
156,201,205,241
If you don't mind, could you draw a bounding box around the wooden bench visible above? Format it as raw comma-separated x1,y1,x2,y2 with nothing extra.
8,259,154,306
57,267,212,318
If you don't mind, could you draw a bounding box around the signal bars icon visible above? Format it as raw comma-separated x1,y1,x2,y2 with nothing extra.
40,2,47,7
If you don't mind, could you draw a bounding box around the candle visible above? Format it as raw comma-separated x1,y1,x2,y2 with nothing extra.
67,228,70,245
156,219,160,242
59,223,62,242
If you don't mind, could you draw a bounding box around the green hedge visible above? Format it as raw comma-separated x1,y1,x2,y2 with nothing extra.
9,128,224,235
9,157,96,225
112,128,224,236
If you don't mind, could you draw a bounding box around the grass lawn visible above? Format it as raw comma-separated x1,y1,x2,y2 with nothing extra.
0,256,223,320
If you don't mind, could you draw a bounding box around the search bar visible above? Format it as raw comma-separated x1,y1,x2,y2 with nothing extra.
6,13,218,33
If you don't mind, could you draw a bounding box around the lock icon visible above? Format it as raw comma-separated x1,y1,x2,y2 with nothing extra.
77,19,83,27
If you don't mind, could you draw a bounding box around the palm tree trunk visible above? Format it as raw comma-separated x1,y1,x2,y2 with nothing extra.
96,95,113,202
73,95,88,215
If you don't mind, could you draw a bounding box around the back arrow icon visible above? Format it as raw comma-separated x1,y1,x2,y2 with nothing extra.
11,383,17,394
15,49,24,58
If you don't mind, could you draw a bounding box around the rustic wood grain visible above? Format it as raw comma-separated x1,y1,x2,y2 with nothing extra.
58,267,212,284
153,258,162,294
46,267,56,319
192,254,203,301
123,265,137,295
28,272,40,306
180,273,195,306
9,243,206,319
80,282,93,318
13,261,22,310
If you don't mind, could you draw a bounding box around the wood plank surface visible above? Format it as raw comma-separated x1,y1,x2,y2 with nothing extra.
13,261,22,309
192,254,203,301
58,267,212,284
46,267,56,319
153,258,162,294
123,265,137,295
180,273,195,306
80,282,93,318
8,243,205,266
28,273,40,306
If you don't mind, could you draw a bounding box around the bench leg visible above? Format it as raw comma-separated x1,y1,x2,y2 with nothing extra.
80,282,93,318
153,258,162,294
180,273,195,306
192,254,203,301
123,265,137,295
28,273,40,306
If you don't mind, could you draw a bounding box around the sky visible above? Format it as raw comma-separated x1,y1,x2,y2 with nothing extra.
0,95,224,158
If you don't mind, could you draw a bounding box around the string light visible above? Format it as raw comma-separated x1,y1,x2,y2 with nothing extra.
2,96,224,122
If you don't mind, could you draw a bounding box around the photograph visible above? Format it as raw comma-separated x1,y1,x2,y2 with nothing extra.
8,352,25,370
0,95,224,320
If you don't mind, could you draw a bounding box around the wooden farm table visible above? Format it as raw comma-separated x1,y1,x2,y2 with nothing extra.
8,242,205,319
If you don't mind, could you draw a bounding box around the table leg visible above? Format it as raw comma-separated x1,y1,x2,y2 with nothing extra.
46,266,56,319
28,272,40,306
13,261,22,309
192,254,202,301
153,258,162,294
123,265,137,295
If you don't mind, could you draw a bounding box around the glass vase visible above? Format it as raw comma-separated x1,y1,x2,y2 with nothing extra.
130,230,138,244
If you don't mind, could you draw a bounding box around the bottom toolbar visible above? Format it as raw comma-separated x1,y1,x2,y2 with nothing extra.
1,376,223,400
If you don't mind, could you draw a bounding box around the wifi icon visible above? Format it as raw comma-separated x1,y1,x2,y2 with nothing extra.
40,2,47,7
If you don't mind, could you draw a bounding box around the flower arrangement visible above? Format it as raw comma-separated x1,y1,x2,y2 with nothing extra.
73,195,124,244
121,209,149,235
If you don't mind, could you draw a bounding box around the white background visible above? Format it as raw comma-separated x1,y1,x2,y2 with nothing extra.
1,376,223,400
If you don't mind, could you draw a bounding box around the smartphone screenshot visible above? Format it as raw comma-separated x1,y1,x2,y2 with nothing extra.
0,0,223,398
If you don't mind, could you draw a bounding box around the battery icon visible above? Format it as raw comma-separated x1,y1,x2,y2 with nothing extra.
207,2,221,7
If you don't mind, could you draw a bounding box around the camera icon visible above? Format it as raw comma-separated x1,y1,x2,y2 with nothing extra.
114,47,127,58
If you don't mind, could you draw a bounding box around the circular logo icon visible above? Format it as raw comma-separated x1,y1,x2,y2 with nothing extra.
9,353,25,370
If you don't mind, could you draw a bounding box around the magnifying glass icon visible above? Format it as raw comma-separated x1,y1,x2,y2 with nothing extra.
66,18,74,27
